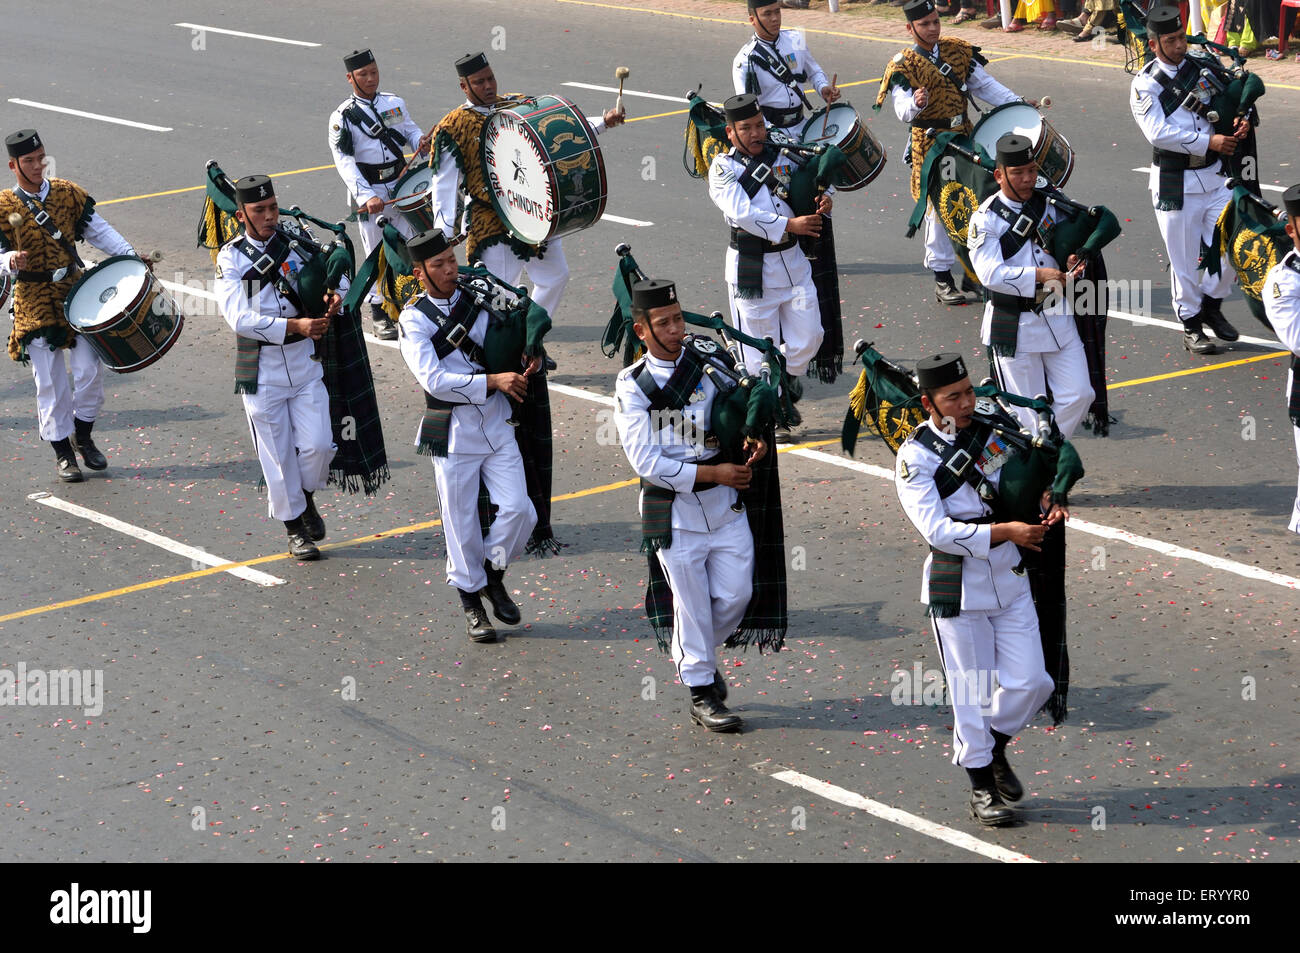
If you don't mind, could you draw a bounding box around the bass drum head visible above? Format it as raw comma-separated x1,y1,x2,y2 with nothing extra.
799,103,860,149
972,103,1043,158
393,166,434,211
65,256,149,332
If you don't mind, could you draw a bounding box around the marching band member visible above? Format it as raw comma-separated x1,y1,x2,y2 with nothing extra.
733,0,841,133
397,229,537,644
708,93,825,435
0,128,136,483
1265,185,1300,534
216,175,343,561
968,134,1094,440
1130,6,1245,355
329,48,430,340
894,354,1061,826
876,0,1031,306
428,52,624,324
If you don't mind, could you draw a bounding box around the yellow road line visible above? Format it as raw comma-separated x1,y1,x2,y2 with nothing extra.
0,437,839,623
1106,350,1290,389
555,0,1300,91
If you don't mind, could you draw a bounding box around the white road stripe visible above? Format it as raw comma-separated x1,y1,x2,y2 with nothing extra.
28,493,285,587
7,99,172,133
562,82,688,104
601,213,654,227
1131,167,1284,193
1106,307,1282,348
174,23,320,47
160,279,217,301
549,382,615,406
768,768,1039,863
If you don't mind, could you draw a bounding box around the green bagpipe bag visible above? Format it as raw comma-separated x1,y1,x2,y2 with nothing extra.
1206,183,1292,332
682,92,729,179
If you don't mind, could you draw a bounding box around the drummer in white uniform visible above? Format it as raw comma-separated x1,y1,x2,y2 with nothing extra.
216,175,345,562
707,93,825,433
0,128,136,483
968,133,1094,440
328,48,430,340
733,0,841,134
396,229,538,644
1264,185,1300,534
428,52,624,326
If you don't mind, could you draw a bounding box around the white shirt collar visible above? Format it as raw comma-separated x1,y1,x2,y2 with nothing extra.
646,351,681,370
15,179,50,201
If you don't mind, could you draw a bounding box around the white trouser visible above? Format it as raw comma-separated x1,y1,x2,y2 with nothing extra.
476,240,569,322
357,208,417,307
992,338,1095,441
1153,185,1235,324
242,378,335,522
655,514,754,689
432,443,537,592
924,204,957,273
728,281,823,378
1290,371,1300,534
29,336,104,442
931,592,1055,769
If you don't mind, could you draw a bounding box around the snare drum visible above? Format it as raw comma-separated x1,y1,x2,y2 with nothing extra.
972,102,1075,188
391,165,436,233
64,256,184,373
480,95,608,245
798,103,886,191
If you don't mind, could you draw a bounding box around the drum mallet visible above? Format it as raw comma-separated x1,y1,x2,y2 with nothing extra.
1038,95,1052,110
822,74,837,137
7,213,22,255
615,66,630,115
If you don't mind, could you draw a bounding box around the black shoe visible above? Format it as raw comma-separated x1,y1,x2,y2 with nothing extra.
990,757,1024,803
369,304,398,341
1183,326,1219,355
1200,299,1239,342
713,668,728,702
285,517,320,560
969,787,1016,826
689,687,742,732
482,561,521,625
301,492,325,541
52,438,83,483
464,604,498,642
960,273,980,294
72,418,107,470
775,426,794,445
934,272,969,306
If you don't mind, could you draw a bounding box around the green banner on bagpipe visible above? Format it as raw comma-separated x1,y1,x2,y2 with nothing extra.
840,342,929,457
908,134,1121,435
1206,183,1292,331
682,92,729,180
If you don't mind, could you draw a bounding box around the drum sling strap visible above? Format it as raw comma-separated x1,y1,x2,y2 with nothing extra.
232,231,312,393
343,99,408,185
414,292,489,457
907,47,972,132
728,148,798,300
11,189,84,282
985,193,1049,357
1148,60,1211,211
747,39,812,127
911,424,1000,617
1286,254,1300,427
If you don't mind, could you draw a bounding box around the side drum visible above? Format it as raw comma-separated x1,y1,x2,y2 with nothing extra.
972,102,1075,188
798,103,886,191
64,256,184,373
391,165,437,233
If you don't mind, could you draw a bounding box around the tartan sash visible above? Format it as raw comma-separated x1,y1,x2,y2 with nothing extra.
730,147,786,300
986,194,1048,357
232,232,309,394
631,348,706,553
1149,61,1201,211
413,291,484,458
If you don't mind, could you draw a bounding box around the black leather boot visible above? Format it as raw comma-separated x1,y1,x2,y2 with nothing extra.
689,685,742,732
284,516,320,560
1199,295,1239,342
713,668,728,703
459,588,498,643
990,729,1024,802
301,491,326,541
934,270,969,306
482,561,521,625
369,302,398,341
72,417,107,470
1182,319,1219,355
967,765,1016,826
52,437,83,483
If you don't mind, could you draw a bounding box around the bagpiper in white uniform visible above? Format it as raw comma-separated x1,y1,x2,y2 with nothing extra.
968,133,1094,440
733,0,839,134
328,48,428,340
216,175,343,561
895,354,1057,826
1130,6,1243,355
887,0,1023,305
428,52,624,326
396,229,537,644
1264,185,1300,534
708,93,824,394
613,278,766,732
0,128,135,482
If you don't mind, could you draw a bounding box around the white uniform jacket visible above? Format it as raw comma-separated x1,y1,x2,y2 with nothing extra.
329,91,424,205
708,148,813,290
1130,59,1223,197
732,31,829,126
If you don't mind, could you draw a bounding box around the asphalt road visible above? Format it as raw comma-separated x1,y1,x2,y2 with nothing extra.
0,0,1296,865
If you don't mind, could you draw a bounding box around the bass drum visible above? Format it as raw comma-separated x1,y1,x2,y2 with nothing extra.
64,256,184,373
972,102,1075,188
798,103,886,191
480,95,608,245
391,165,437,233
